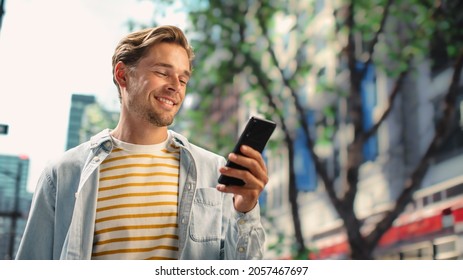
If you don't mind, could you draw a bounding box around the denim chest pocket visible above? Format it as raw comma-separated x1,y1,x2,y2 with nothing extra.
189,188,222,242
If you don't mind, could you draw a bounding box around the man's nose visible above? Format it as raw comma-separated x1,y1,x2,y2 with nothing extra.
166,76,181,92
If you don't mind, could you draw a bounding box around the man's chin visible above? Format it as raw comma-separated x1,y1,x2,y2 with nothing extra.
148,115,174,127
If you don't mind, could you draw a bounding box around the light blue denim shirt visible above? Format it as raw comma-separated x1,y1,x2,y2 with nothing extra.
16,129,265,260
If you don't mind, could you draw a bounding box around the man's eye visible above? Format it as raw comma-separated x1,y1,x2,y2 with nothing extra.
155,71,167,76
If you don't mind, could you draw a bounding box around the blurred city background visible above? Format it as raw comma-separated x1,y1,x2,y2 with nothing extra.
0,0,462,260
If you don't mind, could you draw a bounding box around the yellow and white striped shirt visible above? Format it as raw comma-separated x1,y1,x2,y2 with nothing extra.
92,134,180,260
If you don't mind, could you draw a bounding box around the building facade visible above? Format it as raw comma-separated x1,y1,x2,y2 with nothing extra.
66,94,96,150
0,154,32,259
66,93,119,150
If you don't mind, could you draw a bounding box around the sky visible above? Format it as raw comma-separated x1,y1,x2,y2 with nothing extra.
0,0,186,192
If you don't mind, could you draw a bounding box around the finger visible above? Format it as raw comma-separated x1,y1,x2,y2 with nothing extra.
219,166,261,187
239,145,267,171
226,152,268,184
216,184,241,194
216,184,260,204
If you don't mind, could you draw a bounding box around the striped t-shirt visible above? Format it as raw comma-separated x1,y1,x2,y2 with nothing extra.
92,134,180,260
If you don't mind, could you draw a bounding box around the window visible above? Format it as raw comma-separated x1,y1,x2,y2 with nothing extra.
434,236,459,260
357,62,379,162
294,111,318,192
399,242,433,260
432,192,442,204
433,89,463,161
446,183,463,199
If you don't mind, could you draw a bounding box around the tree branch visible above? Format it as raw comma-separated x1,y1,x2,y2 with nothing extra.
237,5,308,254
362,0,394,73
366,49,463,247
255,5,338,207
343,0,395,207
362,56,412,141
341,0,363,211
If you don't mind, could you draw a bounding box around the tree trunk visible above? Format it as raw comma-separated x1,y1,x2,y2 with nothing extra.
286,136,305,257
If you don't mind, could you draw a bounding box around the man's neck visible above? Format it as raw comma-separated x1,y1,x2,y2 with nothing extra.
111,121,168,145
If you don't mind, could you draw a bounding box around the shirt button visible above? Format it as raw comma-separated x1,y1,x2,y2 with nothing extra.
181,218,186,224
93,157,100,163
238,219,246,225
238,247,245,253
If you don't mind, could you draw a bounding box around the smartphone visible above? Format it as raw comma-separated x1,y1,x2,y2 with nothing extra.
218,116,276,186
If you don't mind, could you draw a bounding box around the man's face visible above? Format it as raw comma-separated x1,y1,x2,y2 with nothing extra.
122,42,191,127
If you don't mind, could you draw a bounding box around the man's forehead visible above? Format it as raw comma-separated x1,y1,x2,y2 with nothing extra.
142,44,191,72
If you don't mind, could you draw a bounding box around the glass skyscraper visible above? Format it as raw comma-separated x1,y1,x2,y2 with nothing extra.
0,154,31,259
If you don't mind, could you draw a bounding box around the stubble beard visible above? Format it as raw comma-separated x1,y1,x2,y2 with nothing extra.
128,95,176,128
146,110,175,127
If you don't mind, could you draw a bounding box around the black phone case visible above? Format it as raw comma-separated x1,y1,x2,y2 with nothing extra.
218,116,276,186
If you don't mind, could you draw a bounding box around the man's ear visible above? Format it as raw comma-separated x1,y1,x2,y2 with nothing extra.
114,61,128,88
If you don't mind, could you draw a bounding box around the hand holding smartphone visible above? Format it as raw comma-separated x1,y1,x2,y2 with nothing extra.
218,116,276,186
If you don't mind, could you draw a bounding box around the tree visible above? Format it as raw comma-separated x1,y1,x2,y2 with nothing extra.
318,0,463,259
249,0,463,259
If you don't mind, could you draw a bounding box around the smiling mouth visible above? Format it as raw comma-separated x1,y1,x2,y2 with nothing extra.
156,97,175,106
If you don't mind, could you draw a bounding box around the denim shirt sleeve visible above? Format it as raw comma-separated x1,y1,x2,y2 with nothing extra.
16,167,57,259
225,201,265,260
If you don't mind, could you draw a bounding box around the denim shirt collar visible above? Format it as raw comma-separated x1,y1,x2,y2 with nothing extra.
89,129,113,152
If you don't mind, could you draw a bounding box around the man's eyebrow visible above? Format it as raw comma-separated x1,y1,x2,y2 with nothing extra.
152,62,191,77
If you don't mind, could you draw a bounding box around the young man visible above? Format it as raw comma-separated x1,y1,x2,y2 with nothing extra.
16,26,267,260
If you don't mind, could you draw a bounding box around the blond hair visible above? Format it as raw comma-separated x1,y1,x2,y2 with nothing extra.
112,25,195,99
